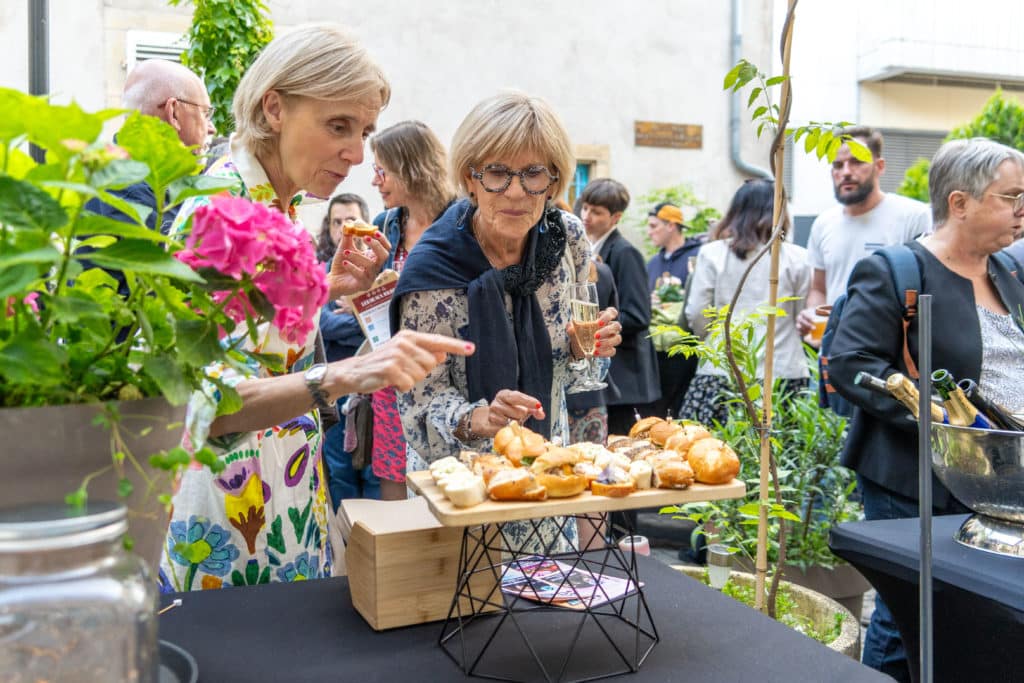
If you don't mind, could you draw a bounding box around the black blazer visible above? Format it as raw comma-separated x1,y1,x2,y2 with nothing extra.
829,240,1024,508
598,230,661,406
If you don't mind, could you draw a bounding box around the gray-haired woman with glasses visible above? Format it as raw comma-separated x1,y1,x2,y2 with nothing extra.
390,92,624,550
829,136,1024,680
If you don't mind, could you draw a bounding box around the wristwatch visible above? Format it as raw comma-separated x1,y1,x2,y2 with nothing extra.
304,363,335,410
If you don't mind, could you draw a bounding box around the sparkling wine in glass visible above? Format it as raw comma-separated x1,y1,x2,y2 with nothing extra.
567,282,607,393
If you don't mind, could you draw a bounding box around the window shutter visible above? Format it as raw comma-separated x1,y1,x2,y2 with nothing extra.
876,129,947,193
124,31,188,73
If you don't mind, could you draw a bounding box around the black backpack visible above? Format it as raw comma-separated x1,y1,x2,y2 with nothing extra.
817,245,1023,416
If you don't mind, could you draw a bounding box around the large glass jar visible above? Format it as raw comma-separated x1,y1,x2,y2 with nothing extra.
0,501,157,682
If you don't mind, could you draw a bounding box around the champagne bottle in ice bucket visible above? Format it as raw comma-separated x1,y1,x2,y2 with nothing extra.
957,378,1024,432
853,371,947,423
932,369,992,429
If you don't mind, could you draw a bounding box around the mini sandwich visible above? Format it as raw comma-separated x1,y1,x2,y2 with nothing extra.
471,454,514,485
493,421,547,466
590,464,636,498
487,468,547,502
444,472,488,508
652,460,695,490
626,413,667,440
530,447,586,498
664,423,713,456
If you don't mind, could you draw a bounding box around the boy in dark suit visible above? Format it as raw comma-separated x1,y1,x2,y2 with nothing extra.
578,179,661,436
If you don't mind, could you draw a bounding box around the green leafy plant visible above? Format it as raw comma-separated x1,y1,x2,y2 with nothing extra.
628,183,720,257
689,569,844,645
169,0,274,135
724,58,872,166
664,358,855,572
897,90,1024,202
0,87,310,511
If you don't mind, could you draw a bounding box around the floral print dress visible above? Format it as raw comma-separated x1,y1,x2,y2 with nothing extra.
397,210,591,553
159,137,331,592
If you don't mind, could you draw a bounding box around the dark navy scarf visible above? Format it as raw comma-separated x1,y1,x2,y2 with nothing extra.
390,198,567,437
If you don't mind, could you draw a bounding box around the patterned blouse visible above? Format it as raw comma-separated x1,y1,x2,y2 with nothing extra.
396,210,591,552
159,137,332,592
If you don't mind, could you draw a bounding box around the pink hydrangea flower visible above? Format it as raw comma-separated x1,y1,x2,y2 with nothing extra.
176,195,329,345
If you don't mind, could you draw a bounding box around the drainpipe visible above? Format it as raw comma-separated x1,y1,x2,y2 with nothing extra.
28,0,49,163
730,0,773,180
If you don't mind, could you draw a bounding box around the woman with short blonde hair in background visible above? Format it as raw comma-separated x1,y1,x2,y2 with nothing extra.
367,121,457,499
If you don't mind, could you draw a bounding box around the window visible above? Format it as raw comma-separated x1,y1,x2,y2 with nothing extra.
567,161,593,209
876,128,946,193
124,31,188,73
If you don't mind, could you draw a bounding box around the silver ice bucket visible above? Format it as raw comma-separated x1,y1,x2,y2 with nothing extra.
930,422,1024,557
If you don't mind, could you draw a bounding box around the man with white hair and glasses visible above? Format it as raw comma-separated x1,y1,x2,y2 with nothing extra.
86,59,215,234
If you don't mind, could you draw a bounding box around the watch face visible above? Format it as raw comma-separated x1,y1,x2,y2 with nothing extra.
306,364,328,383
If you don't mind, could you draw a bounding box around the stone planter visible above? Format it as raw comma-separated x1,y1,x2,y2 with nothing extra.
0,397,186,575
735,558,871,623
673,565,861,659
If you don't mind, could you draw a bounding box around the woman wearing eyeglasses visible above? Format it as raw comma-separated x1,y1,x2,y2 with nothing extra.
828,137,1024,680
391,92,622,547
366,121,457,500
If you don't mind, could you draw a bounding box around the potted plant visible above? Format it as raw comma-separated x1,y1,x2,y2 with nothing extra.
658,301,867,634
0,87,325,570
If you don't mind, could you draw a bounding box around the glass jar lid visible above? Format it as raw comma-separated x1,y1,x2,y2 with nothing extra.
0,501,127,552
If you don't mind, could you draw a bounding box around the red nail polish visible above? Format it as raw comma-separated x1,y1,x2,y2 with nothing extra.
598,320,606,327
343,250,351,256
375,231,384,239
535,403,542,409
595,341,601,348
464,343,474,352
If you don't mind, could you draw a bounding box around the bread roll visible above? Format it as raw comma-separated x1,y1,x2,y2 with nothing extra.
444,474,488,507
342,218,376,238
664,424,713,456
649,420,683,447
436,466,473,493
628,460,654,489
591,480,636,497
573,461,603,485
629,416,664,440
472,454,514,484
429,456,464,482
653,460,695,489
493,421,547,466
605,434,631,448
487,468,547,501
687,438,740,485
530,447,586,498
567,442,612,462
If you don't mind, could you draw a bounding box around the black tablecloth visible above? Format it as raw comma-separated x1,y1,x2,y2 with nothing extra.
830,514,1024,683
159,556,882,683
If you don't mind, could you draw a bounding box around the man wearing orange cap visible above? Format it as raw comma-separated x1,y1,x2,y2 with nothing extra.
645,202,704,290
645,202,704,420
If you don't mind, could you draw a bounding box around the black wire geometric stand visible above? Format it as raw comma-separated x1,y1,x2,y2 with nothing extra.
438,512,657,683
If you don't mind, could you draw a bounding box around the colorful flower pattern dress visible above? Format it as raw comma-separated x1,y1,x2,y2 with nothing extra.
159,137,331,592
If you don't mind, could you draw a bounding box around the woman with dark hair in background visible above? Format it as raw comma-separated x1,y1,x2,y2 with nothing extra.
368,120,458,499
678,179,810,425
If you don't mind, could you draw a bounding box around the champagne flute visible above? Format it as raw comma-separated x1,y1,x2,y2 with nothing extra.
567,281,607,393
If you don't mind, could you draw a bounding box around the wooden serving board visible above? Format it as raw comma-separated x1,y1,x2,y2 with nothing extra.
406,470,745,527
